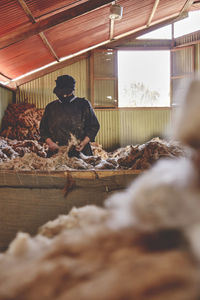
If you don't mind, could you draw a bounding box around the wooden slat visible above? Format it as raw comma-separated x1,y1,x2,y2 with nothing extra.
0,0,113,50
181,0,195,13
39,32,60,61
0,169,142,187
147,0,160,26
17,0,35,23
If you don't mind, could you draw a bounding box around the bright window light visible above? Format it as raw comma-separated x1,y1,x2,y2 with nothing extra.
118,50,170,107
174,10,200,38
137,24,172,39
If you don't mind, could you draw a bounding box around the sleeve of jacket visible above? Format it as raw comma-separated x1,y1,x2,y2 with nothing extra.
39,105,51,142
84,100,100,142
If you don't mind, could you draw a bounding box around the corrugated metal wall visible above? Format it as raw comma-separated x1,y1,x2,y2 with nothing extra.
171,32,200,106
195,43,200,72
175,31,200,47
174,32,200,73
171,47,194,76
16,59,89,108
0,86,13,129
95,109,171,150
17,57,172,150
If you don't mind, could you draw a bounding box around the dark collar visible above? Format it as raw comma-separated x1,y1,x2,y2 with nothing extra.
58,94,76,103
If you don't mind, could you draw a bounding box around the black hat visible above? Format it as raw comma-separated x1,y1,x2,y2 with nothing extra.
55,75,76,89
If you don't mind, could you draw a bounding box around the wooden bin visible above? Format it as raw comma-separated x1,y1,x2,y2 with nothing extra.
0,169,142,251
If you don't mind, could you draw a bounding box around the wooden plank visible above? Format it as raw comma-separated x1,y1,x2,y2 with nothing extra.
39,32,60,61
0,170,142,187
0,0,113,50
0,170,139,251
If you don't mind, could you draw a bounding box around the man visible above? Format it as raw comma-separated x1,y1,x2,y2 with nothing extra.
40,75,100,156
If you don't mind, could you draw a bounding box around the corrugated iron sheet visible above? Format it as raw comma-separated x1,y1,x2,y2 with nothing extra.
0,86,13,129
171,46,194,76
195,43,200,72
0,35,54,79
175,31,200,46
25,0,87,19
0,0,30,36
44,5,110,58
16,57,89,108
95,108,171,150
153,0,187,22
0,0,191,80
95,110,120,150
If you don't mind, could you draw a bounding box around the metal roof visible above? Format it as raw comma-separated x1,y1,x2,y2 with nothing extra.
0,0,196,87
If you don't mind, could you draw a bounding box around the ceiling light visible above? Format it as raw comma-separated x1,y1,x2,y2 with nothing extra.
109,4,123,20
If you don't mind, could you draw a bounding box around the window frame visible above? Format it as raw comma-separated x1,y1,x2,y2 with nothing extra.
90,41,173,109
90,49,118,109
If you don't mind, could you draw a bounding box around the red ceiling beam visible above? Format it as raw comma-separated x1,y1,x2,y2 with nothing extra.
0,0,113,50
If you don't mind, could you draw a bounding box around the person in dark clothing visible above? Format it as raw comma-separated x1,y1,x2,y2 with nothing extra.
40,75,100,156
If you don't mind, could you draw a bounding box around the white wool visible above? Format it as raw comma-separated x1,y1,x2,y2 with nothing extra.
106,157,200,231
39,205,107,237
105,191,134,229
7,232,51,258
172,76,200,147
69,205,107,225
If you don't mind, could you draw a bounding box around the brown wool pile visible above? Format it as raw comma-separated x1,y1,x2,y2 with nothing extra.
0,136,185,171
0,103,44,141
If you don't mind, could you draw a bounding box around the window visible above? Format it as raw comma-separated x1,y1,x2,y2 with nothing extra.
137,24,172,39
118,50,170,107
171,46,194,106
90,50,118,108
137,10,200,40
174,10,200,38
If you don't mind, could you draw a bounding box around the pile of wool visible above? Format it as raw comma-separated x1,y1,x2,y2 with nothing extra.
0,103,44,141
0,136,90,171
0,137,48,163
38,205,108,238
0,203,199,299
0,137,185,171
91,142,109,159
109,137,185,169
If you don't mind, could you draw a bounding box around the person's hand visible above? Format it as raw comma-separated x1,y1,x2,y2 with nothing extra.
46,138,59,152
76,136,90,152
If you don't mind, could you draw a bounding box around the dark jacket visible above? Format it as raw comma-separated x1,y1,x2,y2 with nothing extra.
40,96,100,156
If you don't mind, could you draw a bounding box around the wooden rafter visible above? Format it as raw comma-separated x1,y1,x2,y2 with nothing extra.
38,32,59,61
17,0,35,23
0,72,12,81
17,0,59,62
147,0,160,26
181,0,194,13
0,0,114,50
